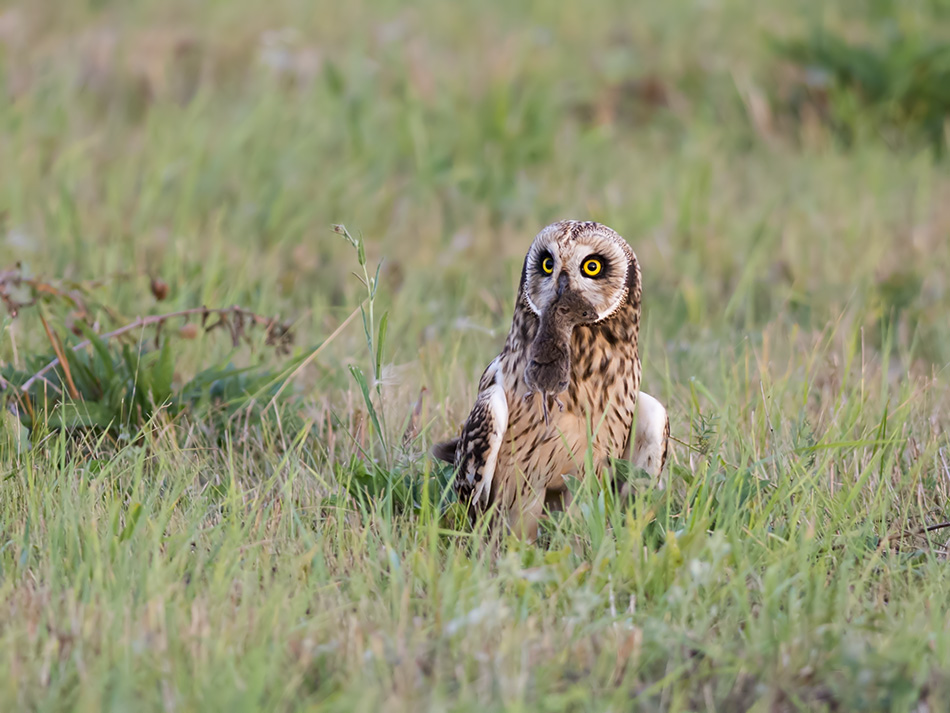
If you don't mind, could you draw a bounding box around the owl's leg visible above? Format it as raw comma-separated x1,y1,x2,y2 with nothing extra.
544,480,573,512
508,490,546,543
619,392,670,497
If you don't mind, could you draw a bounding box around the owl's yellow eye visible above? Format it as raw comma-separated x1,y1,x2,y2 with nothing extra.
582,258,603,277
540,256,554,274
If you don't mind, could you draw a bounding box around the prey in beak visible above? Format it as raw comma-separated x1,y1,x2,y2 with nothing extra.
523,272,597,424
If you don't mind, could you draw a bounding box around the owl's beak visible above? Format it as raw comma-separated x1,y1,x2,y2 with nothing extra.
548,272,595,326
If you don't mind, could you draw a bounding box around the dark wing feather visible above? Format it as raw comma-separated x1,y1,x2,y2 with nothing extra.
431,437,459,464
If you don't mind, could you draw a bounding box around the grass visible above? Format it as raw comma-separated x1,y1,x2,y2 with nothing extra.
2,0,950,710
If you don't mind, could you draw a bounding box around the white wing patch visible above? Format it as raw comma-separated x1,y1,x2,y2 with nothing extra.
631,391,670,486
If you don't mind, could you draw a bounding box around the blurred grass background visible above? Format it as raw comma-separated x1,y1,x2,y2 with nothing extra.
2,0,950,711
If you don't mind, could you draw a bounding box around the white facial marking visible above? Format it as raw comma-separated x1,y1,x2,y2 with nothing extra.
524,291,542,316
596,264,628,321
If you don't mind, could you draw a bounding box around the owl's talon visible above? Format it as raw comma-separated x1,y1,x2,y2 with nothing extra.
555,397,565,412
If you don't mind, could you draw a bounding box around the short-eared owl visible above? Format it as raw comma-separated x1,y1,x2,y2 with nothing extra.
434,220,670,540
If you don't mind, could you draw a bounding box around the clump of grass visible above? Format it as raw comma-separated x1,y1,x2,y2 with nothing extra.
0,266,303,443
331,224,458,518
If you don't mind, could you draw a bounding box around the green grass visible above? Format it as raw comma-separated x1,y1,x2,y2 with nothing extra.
2,0,950,710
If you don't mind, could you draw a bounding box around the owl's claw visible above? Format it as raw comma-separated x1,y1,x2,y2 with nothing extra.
526,390,550,425
524,389,563,426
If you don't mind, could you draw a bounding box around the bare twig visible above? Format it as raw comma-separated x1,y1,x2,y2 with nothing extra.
1,267,87,317
896,520,950,540
20,306,294,394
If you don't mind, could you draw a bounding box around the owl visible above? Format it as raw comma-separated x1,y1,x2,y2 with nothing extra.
433,220,670,541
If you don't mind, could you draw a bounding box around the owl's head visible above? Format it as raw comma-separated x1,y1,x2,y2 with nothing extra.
520,220,640,326
518,221,641,400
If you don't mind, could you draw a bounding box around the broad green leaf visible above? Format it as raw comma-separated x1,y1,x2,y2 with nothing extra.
48,401,117,430
75,322,115,380
62,347,101,400
150,338,174,404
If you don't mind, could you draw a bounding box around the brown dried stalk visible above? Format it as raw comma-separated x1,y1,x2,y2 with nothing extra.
19,306,294,393
0,267,91,318
38,309,80,399
1,265,165,326
0,268,36,317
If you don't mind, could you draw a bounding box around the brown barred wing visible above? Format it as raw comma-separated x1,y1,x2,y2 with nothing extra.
454,360,508,510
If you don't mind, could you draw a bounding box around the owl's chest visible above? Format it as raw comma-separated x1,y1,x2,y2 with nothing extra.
497,329,640,486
